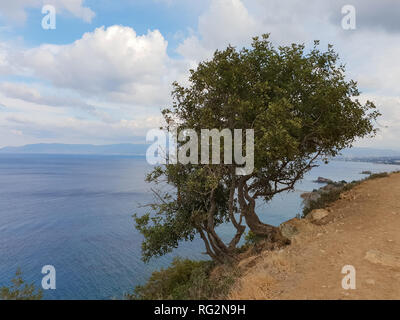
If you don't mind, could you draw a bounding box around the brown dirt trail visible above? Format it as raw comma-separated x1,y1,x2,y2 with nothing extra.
229,172,400,299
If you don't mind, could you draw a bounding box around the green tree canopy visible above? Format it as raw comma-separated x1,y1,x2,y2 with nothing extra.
134,34,379,263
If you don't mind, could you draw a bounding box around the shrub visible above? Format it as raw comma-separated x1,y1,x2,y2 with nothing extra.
368,172,389,180
244,231,266,246
303,172,389,217
127,257,238,300
0,269,43,300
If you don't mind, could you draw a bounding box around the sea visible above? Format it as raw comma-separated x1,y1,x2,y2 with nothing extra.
1,154,399,299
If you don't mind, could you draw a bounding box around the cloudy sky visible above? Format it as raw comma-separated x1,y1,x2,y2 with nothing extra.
0,0,399,148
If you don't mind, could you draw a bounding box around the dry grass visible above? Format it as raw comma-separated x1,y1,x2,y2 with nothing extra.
228,273,276,299
228,250,292,299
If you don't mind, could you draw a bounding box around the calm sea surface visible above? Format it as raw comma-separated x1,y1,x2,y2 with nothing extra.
1,154,399,299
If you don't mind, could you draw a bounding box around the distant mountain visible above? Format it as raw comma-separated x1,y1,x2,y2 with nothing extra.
1,144,399,159
0,143,149,155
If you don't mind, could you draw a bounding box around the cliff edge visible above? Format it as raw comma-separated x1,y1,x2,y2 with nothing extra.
229,172,400,299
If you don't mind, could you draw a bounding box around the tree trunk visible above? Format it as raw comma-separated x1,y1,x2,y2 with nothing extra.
237,177,290,245
243,206,290,245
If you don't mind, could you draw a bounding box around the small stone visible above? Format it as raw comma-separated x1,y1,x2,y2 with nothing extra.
364,250,400,269
365,279,375,285
279,221,299,239
307,209,329,222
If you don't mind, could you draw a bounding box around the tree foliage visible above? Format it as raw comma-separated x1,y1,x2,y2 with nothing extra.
0,269,43,300
134,34,379,263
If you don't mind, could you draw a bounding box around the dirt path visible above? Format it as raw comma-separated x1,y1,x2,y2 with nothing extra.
229,172,400,300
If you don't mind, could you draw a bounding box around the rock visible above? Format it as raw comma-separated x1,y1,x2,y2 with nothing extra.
364,250,400,269
314,177,333,184
339,193,349,200
306,209,329,222
279,219,299,240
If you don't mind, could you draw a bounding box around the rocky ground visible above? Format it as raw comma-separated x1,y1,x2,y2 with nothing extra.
229,172,400,299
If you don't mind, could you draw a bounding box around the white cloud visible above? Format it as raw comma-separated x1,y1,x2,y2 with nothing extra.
0,0,95,24
0,97,163,147
51,0,95,23
10,129,23,136
177,0,263,63
0,42,24,76
176,0,329,63
353,94,400,149
0,24,180,146
0,82,116,121
176,35,213,66
343,30,400,97
198,0,261,49
1,0,400,149
21,25,179,106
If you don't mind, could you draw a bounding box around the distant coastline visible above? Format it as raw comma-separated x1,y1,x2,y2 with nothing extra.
339,157,400,165
2,144,400,162
0,143,149,156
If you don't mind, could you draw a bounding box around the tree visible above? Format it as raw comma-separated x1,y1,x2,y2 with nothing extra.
0,269,43,300
134,34,379,262
134,162,245,263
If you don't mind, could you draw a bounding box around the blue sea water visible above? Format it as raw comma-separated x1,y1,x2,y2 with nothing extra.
1,154,399,299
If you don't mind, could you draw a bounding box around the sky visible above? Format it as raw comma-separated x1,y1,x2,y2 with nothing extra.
0,0,399,149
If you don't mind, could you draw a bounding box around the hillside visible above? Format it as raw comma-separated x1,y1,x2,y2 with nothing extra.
229,172,400,299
